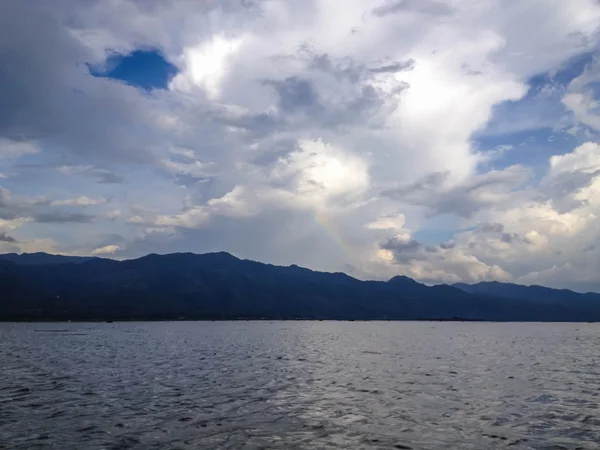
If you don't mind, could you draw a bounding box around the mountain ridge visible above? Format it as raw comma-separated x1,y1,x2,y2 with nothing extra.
0,252,101,265
1,252,599,322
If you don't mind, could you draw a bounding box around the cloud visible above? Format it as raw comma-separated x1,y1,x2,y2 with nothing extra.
129,185,256,229
160,158,213,180
56,166,125,184
170,35,244,98
268,139,370,210
0,232,16,243
33,212,95,224
263,77,321,114
50,196,107,206
382,165,532,218
0,217,29,231
366,213,406,230
372,0,454,18
369,139,600,288
0,139,40,159
106,210,122,220
562,57,600,132
549,142,600,174
0,0,163,163
476,222,505,233
369,59,415,74
259,61,406,130
1,186,101,226
378,233,512,284
381,236,422,256
91,244,120,255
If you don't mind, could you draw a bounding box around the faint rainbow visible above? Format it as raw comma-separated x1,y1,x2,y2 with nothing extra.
314,212,353,260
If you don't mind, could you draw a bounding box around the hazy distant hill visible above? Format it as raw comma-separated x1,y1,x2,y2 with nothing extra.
453,281,600,318
0,252,599,322
453,281,600,302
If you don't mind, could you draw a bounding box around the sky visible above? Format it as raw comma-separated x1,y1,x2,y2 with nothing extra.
2,0,600,291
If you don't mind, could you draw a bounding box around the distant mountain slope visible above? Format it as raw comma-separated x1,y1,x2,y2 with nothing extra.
0,252,599,321
0,252,100,265
453,281,598,299
453,281,600,313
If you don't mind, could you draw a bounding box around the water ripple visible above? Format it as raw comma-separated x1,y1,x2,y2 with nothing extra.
0,321,599,449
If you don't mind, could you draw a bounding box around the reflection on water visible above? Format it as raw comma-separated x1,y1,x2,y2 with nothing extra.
1,321,599,449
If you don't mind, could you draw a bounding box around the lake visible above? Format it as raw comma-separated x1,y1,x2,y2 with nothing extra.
1,321,599,449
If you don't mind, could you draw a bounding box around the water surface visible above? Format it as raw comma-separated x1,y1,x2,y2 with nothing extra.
1,321,599,449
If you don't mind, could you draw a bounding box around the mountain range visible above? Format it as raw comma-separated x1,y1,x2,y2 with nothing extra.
0,252,599,322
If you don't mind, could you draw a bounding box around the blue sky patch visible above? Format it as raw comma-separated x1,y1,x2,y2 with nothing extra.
89,49,178,91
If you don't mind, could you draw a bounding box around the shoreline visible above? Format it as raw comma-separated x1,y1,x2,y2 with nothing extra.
1,318,596,323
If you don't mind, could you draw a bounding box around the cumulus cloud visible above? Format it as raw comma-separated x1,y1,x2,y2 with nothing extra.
549,142,600,174
379,233,512,284
268,139,370,210
370,139,600,289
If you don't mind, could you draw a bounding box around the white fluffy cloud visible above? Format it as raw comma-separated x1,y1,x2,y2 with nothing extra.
91,244,120,255
549,142,600,174
0,139,40,159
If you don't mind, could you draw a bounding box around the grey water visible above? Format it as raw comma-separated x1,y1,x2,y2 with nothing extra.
1,322,599,449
